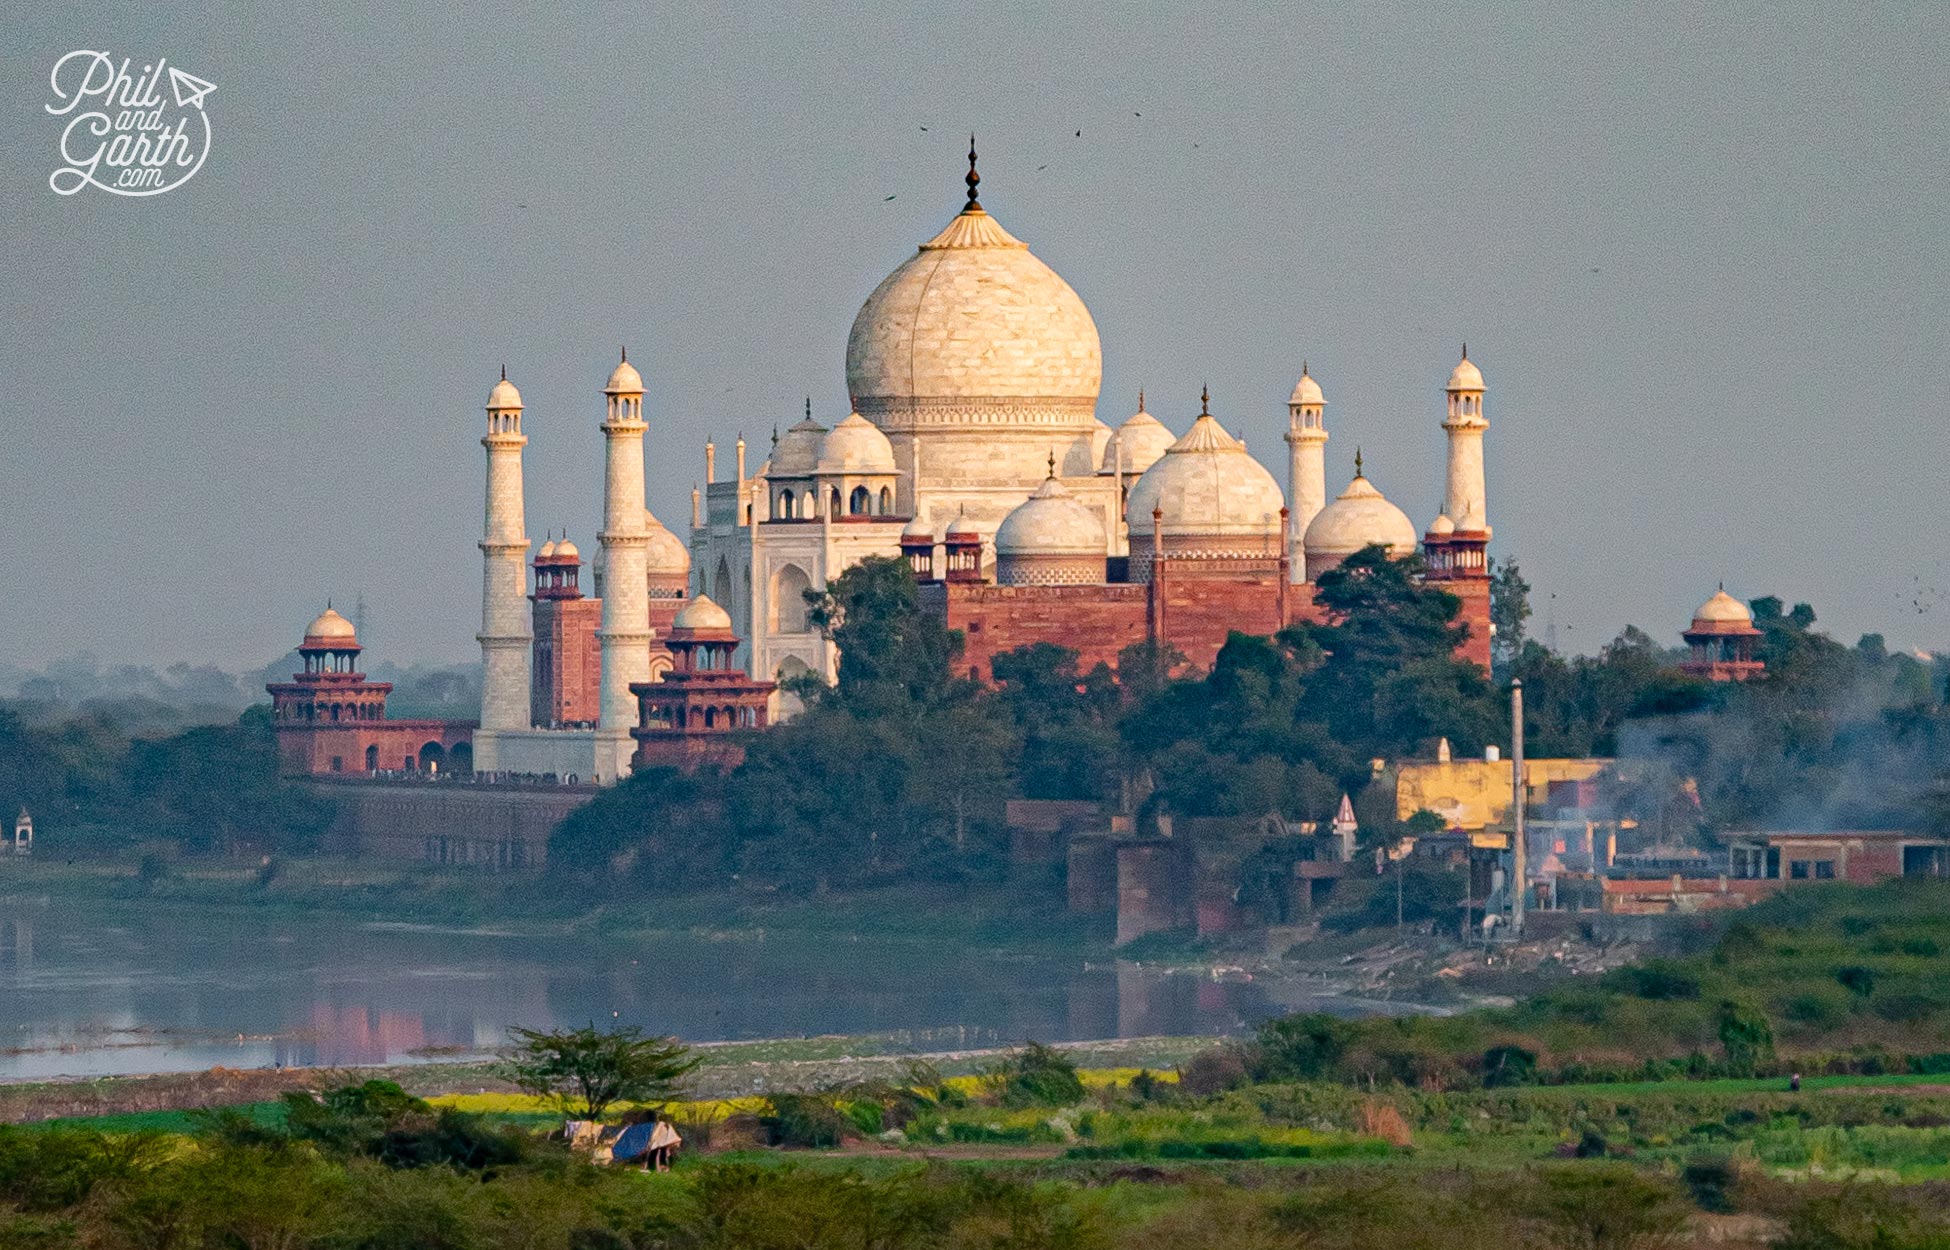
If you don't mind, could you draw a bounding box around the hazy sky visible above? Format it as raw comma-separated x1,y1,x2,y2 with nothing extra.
4,3,1946,672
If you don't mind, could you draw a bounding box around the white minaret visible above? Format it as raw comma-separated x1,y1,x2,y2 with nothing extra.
1285,363,1328,581
476,368,532,757
595,350,650,781
1441,346,1490,534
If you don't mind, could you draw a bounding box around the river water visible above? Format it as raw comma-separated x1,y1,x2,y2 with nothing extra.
0,897,1401,1080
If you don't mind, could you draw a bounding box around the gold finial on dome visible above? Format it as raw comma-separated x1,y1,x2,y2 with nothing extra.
1137,387,1146,412
1354,446,1365,478
1047,449,1057,479
500,363,506,380
965,133,981,212
1200,385,1210,416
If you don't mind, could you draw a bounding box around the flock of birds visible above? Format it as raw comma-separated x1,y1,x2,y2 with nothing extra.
881,115,1194,202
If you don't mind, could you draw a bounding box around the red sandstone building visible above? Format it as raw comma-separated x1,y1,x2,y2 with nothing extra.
267,609,474,776
907,415,1492,680
629,594,775,771
1680,587,1765,681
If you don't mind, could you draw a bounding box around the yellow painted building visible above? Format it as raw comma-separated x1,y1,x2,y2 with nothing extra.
1396,757,1611,835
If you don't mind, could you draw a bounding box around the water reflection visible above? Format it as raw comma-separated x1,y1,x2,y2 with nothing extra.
0,899,1313,1080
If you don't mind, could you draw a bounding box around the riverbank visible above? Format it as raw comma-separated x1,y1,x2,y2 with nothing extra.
0,856,1115,956
0,1033,1218,1125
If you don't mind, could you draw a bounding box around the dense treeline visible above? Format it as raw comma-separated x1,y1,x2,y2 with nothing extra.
0,704,332,856
556,550,1950,892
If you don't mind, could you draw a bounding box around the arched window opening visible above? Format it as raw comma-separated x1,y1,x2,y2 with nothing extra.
878,486,892,514
849,486,870,515
771,564,813,633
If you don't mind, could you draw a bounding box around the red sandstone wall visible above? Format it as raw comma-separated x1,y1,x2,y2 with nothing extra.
942,584,1150,681
931,569,1488,685
1157,572,1291,671
275,720,473,777
1445,578,1493,671
533,598,604,727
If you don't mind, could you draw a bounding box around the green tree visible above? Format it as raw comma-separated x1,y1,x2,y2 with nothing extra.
1488,556,1531,678
499,1024,699,1121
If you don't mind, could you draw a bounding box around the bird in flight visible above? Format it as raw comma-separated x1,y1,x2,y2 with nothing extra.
884,194,897,201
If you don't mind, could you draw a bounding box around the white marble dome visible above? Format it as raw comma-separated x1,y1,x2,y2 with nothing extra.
1102,397,1177,476
844,203,1101,418
770,416,827,476
1446,352,1484,391
487,375,522,410
996,476,1106,556
1064,417,1115,477
537,539,559,560
1289,367,1324,406
1303,472,1419,568
1693,588,1752,624
1125,407,1285,542
643,509,690,576
901,516,934,539
554,538,581,560
604,354,644,394
304,607,356,641
673,594,732,632
815,412,897,474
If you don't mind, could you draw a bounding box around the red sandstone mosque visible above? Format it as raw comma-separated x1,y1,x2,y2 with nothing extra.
269,147,1760,781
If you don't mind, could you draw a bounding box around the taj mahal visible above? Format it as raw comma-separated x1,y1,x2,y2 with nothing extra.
449,144,1498,783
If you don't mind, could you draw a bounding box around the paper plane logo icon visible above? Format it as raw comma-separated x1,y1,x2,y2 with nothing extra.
167,67,215,110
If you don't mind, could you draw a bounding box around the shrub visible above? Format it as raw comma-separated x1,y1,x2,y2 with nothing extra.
1717,1001,1774,1076
761,1094,852,1148
1178,1046,1250,1096
1604,960,1701,1001
1482,1044,1538,1089
993,1042,1087,1108
1836,965,1877,998
1252,1014,1349,1082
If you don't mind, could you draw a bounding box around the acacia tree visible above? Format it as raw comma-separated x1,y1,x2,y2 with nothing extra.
499,1024,699,1121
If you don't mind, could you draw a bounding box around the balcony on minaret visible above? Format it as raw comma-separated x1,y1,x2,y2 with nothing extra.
943,519,984,583
531,537,583,601
900,520,937,583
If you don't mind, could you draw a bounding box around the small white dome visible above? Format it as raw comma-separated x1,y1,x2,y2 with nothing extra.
945,512,982,540
769,416,827,477
1303,472,1419,564
537,539,559,560
1101,398,1177,476
487,375,522,410
815,412,897,475
1064,419,1115,477
1427,513,1455,536
604,354,644,395
304,607,356,642
1446,351,1484,391
1289,366,1324,406
673,594,732,632
995,476,1106,556
901,516,934,540
1694,588,1752,624
643,509,690,576
554,538,580,561
1125,406,1285,539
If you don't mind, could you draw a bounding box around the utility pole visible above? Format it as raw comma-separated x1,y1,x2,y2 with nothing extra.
1395,847,1405,929
1510,679,1526,938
